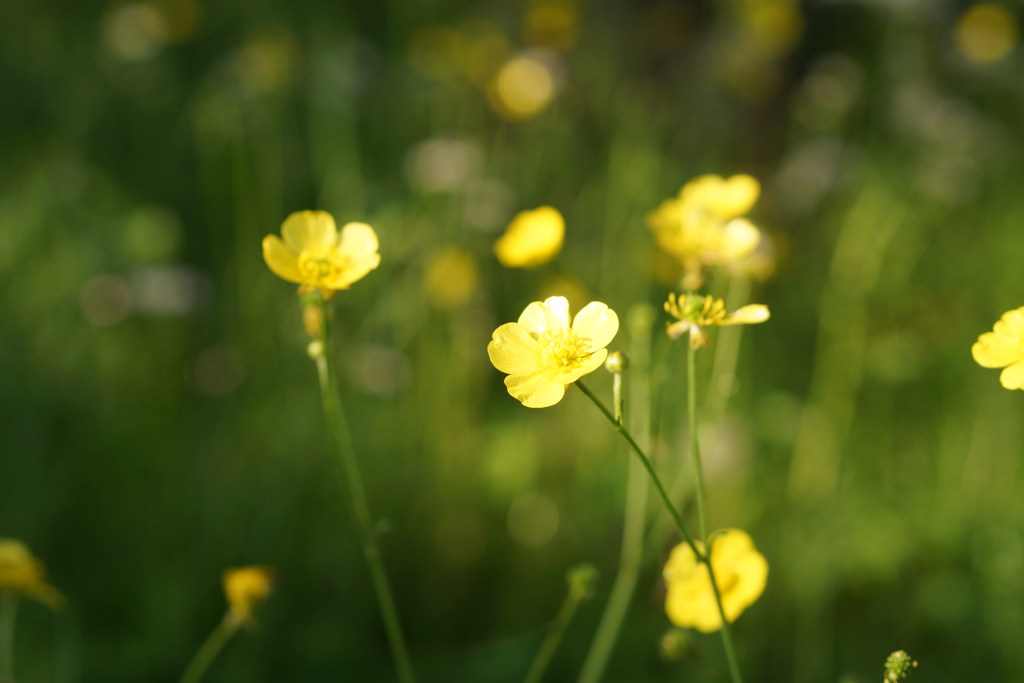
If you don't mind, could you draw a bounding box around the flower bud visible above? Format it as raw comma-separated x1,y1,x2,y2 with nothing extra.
566,563,598,601
884,651,917,682
303,304,323,339
307,340,324,359
658,628,691,661
605,350,629,374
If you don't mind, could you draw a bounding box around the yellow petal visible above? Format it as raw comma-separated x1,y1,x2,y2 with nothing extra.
708,530,768,620
717,218,761,262
721,550,768,620
1000,359,1024,389
518,296,570,334
262,235,304,283
488,323,539,375
494,206,564,268
322,222,381,289
281,210,338,252
561,348,608,384
682,174,760,219
505,369,567,408
996,306,1024,335
571,302,619,350
663,543,721,632
973,330,1024,368
719,304,770,326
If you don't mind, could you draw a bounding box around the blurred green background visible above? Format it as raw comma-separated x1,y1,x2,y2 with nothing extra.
3,0,1024,681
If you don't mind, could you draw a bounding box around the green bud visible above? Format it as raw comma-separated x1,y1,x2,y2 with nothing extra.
566,563,598,602
883,651,917,682
658,628,690,661
605,350,629,374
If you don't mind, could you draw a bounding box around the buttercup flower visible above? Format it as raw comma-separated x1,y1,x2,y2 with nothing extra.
488,296,618,407
648,174,762,290
663,529,767,633
262,210,380,297
972,307,1024,389
494,206,564,268
665,293,770,349
223,566,275,625
0,538,65,609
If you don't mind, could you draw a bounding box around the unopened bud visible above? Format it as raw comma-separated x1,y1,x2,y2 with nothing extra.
566,563,598,602
303,304,323,340
605,350,629,374
658,628,690,661
883,651,917,682
307,340,324,359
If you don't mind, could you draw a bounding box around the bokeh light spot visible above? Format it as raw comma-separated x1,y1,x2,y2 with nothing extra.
955,3,1017,65
507,492,559,547
80,275,132,327
193,345,245,397
490,53,558,120
424,248,478,309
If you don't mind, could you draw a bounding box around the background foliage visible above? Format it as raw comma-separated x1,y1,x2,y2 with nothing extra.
3,0,1024,681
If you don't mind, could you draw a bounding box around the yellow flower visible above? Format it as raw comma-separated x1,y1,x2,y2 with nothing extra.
648,174,762,290
494,206,564,268
972,307,1024,389
0,539,65,609
955,3,1017,65
488,296,619,407
262,210,380,297
223,566,275,625
488,53,558,120
663,529,768,633
665,293,769,349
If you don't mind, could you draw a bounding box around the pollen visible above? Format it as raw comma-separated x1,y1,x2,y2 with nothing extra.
297,250,348,284
536,329,592,370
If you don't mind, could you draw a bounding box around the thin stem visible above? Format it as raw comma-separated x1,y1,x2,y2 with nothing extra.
0,594,17,683
315,297,417,683
578,309,653,683
687,344,744,683
612,373,623,423
687,345,709,542
179,615,237,683
575,382,701,562
523,585,585,683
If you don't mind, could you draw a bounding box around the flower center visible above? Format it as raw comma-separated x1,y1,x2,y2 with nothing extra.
535,329,592,371
297,249,347,284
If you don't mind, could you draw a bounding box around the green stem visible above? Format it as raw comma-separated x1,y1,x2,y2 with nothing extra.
179,615,237,683
687,346,709,543
687,344,744,683
315,297,417,683
0,594,17,683
523,586,585,683
578,310,653,683
574,382,701,563
704,276,751,417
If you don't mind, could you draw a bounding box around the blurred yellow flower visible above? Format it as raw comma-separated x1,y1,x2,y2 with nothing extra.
740,0,804,57
648,174,762,290
425,247,478,308
665,293,769,349
0,539,64,609
494,206,564,267
663,529,767,633
489,53,558,120
955,4,1017,65
223,566,275,625
525,0,580,52
488,296,618,407
262,211,380,298
972,307,1024,389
